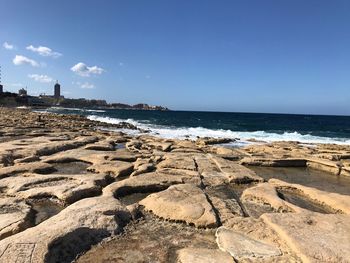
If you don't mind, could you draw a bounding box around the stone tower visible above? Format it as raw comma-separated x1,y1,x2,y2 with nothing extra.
54,81,61,98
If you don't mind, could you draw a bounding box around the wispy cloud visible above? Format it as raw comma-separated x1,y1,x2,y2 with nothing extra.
28,74,54,83
26,45,62,58
74,81,95,89
71,62,104,77
3,42,15,50
13,55,39,67
80,82,95,89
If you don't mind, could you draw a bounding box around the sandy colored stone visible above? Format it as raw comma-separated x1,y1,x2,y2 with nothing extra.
87,160,134,178
103,172,186,197
241,182,302,213
0,198,33,240
209,155,263,183
158,153,197,171
0,162,55,178
216,226,281,260
269,179,350,214
306,158,341,175
0,173,106,204
0,196,131,263
140,184,218,228
262,212,350,263
176,248,234,263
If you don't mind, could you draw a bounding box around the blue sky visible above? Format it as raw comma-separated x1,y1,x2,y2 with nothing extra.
1,0,350,115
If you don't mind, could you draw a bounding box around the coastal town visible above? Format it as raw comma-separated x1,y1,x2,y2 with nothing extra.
0,81,169,110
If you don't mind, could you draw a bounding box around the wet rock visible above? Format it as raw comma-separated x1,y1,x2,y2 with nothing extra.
140,184,218,228
0,196,131,263
240,157,307,167
262,212,350,263
176,248,234,263
216,227,281,260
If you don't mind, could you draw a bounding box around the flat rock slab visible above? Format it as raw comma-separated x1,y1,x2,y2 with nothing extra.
140,184,218,228
216,227,281,260
176,248,234,263
0,196,131,263
157,153,197,171
103,172,186,197
0,198,33,240
262,212,350,263
0,173,106,204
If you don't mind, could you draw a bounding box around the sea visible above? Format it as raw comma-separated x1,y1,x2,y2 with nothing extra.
39,107,350,146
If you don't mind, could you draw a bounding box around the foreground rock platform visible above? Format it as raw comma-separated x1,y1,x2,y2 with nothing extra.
0,107,349,262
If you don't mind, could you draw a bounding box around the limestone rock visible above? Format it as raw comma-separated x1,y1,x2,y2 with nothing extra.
0,173,106,204
0,162,55,178
140,184,218,228
0,198,33,240
158,154,197,171
216,227,281,260
176,248,234,263
269,179,350,214
240,157,307,167
262,212,350,263
103,172,186,198
0,196,131,263
241,182,301,213
87,161,134,178
209,155,263,183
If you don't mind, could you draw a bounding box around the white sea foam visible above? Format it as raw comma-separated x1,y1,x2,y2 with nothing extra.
48,107,106,113
87,115,350,145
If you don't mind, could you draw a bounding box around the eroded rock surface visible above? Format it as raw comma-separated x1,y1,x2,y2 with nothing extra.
262,212,350,263
216,227,281,260
0,196,131,263
0,108,349,262
140,184,218,228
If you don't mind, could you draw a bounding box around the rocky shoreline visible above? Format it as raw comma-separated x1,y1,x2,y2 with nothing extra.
0,107,349,263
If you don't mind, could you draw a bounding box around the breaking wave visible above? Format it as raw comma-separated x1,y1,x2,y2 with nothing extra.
87,115,350,145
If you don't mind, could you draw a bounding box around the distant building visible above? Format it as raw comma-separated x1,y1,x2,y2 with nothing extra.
18,88,27,96
54,82,61,98
0,84,3,94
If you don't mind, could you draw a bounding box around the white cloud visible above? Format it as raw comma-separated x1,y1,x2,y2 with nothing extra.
28,74,54,83
3,42,14,50
13,55,39,67
71,62,104,77
26,45,62,58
